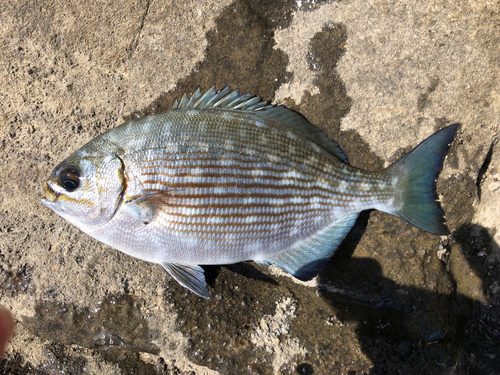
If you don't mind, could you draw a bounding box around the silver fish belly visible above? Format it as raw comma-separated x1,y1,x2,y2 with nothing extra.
42,86,458,298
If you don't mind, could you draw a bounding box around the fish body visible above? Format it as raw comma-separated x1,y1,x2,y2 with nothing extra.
42,86,458,298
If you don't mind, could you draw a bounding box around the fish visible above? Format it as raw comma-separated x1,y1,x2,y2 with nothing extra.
42,86,458,298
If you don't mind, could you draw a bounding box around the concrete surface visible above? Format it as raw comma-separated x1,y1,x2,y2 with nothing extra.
1,0,499,374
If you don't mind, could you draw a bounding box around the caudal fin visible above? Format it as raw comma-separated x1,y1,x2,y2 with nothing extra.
384,124,459,235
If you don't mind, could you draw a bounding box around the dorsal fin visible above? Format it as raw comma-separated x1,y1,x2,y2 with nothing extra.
172,85,272,111
172,86,348,163
254,106,349,164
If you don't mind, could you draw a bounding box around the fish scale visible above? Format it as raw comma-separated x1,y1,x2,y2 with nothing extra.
118,108,387,258
42,85,458,298
135,111,330,174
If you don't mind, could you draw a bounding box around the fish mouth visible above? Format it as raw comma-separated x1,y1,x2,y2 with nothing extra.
43,181,58,203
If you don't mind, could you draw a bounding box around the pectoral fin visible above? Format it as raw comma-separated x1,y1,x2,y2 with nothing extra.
124,189,192,224
161,262,210,299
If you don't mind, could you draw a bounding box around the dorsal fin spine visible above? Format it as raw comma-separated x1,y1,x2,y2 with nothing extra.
193,86,217,108
172,86,273,111
178,93,189,108
217,89,242,108
187,88,202,107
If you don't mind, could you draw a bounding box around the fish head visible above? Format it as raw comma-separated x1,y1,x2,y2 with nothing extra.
42,146,125,231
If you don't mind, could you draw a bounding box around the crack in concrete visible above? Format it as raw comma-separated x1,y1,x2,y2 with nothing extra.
128,0,152,60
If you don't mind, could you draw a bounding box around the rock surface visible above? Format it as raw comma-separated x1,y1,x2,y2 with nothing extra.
1,0,499,374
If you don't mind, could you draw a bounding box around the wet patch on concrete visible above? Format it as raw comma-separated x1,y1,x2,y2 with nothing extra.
40,343,88,374
22,293,161,374
289,22,383,171
0,352,39,375
437,128,480,231
0,263,35,297
126,0,295,122
164,266,284,374
439,173,477,230
318,216,462,373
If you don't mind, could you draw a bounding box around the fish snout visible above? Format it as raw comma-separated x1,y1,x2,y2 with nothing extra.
43,180,57,203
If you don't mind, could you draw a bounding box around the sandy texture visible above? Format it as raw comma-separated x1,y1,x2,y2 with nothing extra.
251,298,306,374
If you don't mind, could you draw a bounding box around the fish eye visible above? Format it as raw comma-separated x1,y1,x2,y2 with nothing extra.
58,165,80,192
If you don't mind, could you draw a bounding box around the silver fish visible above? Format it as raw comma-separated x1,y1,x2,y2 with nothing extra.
42,86,458,298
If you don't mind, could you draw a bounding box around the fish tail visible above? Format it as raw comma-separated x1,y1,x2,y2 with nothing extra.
383,124,459,235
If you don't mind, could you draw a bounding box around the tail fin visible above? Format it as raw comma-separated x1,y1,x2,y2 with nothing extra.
384,124,459,235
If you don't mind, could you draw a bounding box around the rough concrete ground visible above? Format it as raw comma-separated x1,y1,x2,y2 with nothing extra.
1,0,499,374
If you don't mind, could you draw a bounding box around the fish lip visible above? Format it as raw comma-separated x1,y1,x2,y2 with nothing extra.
43,181,58,203
41,198,52,208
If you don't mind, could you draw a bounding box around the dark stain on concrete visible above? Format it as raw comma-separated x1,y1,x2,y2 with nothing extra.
0,353,38,375
164,266,284,375
21,293,161,374
42,342,88,374
294,22,383,171
417,76,439,112
127,0,293,122
0,263,35,297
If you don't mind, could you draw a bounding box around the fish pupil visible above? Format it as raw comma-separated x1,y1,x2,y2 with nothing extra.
58,166,80,192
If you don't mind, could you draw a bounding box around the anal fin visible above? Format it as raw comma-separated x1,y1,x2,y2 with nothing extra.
257,213,359,281
161,263,209,299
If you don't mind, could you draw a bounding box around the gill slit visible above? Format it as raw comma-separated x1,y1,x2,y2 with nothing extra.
108,154,128,223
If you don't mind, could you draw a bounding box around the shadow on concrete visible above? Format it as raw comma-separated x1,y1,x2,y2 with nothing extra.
317,222,500,374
